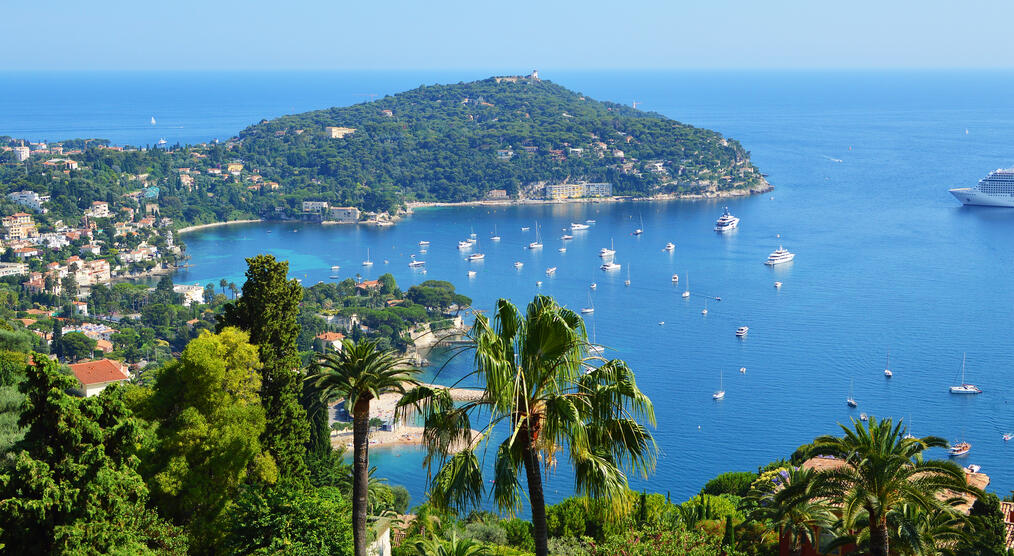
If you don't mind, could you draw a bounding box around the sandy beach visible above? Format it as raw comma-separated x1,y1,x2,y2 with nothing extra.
176,219,263,234
330,383,484,452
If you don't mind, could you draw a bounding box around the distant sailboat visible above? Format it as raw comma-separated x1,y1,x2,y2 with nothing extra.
682,273,690,298
491,225,500,242
150,116,156,125
903,415,916,440
588,318,605,354
847,379,857,407
701,298,708,315
624,266,631,287
581,291,594,314
713,371,725,400
949,353,982,394
633,214,644,236
883,350,892,378
362,248,373,267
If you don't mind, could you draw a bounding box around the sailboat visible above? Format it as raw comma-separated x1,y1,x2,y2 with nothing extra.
883,350,892,378
581,291,594,314
712,371,725,400
949,353,982,394
682,273,690,298
633,214,644,236
701,298,708,315
361,248,373,267
624,266,630,287
490,225,500,242
528,222,543,249
847,379,857,407
588,318,604,354
949,437,971,456
903,415,916,439
150,116,156,125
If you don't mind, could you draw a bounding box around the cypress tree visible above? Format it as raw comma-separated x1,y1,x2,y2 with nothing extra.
218,255,309,480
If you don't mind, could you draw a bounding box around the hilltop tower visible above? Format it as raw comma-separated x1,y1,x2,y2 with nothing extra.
530,70,540,81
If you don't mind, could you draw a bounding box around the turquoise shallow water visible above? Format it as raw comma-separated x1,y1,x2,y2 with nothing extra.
8,69,1014,510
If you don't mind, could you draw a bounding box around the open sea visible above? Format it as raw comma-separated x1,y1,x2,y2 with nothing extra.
5,70,1014,510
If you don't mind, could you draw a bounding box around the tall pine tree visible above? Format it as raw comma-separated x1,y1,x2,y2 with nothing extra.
217,255,309,480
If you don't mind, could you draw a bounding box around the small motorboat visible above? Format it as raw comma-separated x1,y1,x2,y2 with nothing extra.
1003,433,1013,441
536,280,542,287
558,247,566,253
521,227,530,231
467,270,477,277
458,241,472,250
663,242,675,252
739,367,746,373
585,219,596,224
859,413,868,421
408,260,426,268
671,274,679,283
658,321,664,326
561,234,574,240
468,253,485,261
774,281,782,288
590,283,597,290
545,267,557,275
967,464,981,473
331,265,341,271
949,442,971,457
736,326,749,337
514,261,524,269
418,241,430,246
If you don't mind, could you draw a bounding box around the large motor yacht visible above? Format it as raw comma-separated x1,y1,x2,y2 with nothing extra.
764,246,795,265
714,207,740,232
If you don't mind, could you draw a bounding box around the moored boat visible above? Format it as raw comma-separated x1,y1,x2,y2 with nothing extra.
764,246,795,265
736,326,748,337
714,207,740,232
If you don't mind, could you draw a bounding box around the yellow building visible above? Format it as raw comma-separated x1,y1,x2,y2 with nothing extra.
325,126,357,139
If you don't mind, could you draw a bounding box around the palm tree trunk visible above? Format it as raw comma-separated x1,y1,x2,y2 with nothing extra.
869,515,889,556
522,443,548,556
352,397,372,556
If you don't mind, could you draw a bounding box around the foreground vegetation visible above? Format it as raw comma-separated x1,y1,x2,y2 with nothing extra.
0,254,1009,555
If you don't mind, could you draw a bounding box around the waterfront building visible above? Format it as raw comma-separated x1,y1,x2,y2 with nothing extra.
544,182,612,200
302,200,330,213
486,189,508,199
327,206,360,222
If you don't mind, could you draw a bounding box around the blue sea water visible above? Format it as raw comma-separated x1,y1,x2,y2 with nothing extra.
5,70,1014,510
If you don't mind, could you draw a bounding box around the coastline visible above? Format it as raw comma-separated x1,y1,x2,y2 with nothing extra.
176,219,263,234
406,183,773,211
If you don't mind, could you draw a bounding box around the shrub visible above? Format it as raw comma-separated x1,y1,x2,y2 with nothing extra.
701,471,758,497
462,521,507,546
500,518,534,552
546,536,590,556
547,498,587,539
590,525,733,556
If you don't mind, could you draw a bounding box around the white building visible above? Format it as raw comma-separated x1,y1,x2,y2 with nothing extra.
13,146,30,162
302,201,330,213
69,359,130,397
173,284,206,307
0,262,28,277
8,190,49,213
85,201,110,218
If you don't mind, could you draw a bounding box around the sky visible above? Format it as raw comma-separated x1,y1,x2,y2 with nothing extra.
3,0,1013,71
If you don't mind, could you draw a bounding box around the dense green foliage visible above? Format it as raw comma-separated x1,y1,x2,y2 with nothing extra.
234,77,765,205
140,328,277,550
222,484,354,555
0,357,187,554
218,254,309,480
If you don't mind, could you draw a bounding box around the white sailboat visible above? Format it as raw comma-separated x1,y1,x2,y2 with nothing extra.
701,298,708,315
150,116,156,125
847,379,857,407
361,248,373,267
633,214,644,236
581,291,594,314
588,318,605,355
949,353,981,394
903,415,916,440
528,222,543,249
682,273,690,298
599,238,615,258
883,350,892,378
491,225,500,242
624,266,631,287
713,371,725,400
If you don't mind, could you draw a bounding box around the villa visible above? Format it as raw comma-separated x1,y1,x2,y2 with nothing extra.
69,358,130,397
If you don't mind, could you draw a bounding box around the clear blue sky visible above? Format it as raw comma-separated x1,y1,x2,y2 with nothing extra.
3,0,1012,70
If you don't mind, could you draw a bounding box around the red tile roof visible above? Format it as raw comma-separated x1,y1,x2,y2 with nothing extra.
316,332,345,342
69,359,129,386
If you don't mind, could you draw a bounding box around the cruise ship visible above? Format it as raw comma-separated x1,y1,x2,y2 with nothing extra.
714,207,740,232
950,168,1014,207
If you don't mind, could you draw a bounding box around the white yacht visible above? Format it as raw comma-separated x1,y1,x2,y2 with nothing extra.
457,240,472,250
736,326,749,337
331,265,341,271
490,226,500,242
571,222,590,230
682,274,690,298
408,260,426,268
585,219,596,224
713,371,725,400
764,246,795,265
714,207,740,232
950,168,1014,207
949,353,982,394
884,351,892,378
663,242,675,252
362,248,374,267
671,273,679,283
581,292,595,314
599,239,615,258
468,253,485,261
514,261,524,269
561,234,574,240
558,247,566,253
589,282,597,290
600,261,621,271
418,240,430,246
467,270,477,277
545,267,557,275
528,223,543,249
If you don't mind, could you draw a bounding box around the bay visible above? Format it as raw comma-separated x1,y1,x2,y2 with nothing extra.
6,69,1014,509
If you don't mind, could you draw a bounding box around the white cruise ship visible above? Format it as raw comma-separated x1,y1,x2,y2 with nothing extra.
714,207,740,232
950,168,1014,207
764,246,795,265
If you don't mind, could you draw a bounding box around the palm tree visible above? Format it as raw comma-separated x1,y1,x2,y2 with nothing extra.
219,277,228,295
412,531,489,556
827,501,969,556
807,417,979,556
400,295,657,556
228,281,239,299
749,466,834,554
306,339,420,556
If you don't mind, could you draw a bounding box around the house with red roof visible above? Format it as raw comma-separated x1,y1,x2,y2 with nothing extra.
68,358,130,397
315,331,346,351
